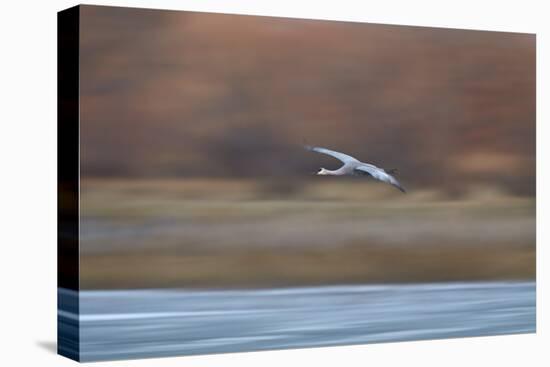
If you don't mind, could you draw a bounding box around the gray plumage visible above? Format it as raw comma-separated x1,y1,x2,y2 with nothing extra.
305,145,406,193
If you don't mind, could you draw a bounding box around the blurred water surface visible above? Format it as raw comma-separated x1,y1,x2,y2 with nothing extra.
59,281,535,361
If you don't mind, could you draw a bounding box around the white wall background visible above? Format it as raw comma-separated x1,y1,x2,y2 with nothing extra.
0,1,546,366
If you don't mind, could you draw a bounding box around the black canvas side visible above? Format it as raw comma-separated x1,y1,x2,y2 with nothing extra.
57,5,80,362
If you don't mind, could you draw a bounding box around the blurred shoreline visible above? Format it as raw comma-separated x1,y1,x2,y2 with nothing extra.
81,246,534,290
80,179,535,290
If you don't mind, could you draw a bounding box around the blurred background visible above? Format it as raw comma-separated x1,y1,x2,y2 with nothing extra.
78,6,535,289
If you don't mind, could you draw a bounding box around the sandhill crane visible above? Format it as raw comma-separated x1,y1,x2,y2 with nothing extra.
306,145,406,193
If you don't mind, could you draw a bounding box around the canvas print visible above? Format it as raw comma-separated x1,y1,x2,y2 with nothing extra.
58,5,536,362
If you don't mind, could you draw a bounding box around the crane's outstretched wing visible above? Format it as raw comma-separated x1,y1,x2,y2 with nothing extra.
354,164,406,193
305,146,359,163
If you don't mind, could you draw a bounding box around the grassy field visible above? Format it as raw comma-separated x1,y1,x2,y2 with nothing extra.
79,179,535,289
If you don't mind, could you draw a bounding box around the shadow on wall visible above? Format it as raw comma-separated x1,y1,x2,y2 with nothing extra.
35,340,57,354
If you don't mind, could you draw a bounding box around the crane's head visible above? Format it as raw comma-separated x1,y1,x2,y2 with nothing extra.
317,168,330,175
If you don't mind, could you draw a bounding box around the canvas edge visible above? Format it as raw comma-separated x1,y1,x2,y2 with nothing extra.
57,4,81,362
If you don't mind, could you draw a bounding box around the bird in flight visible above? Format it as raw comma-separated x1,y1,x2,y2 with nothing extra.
305,145,406,193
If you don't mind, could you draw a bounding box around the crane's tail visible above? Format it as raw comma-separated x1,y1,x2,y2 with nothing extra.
393,182,406,193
